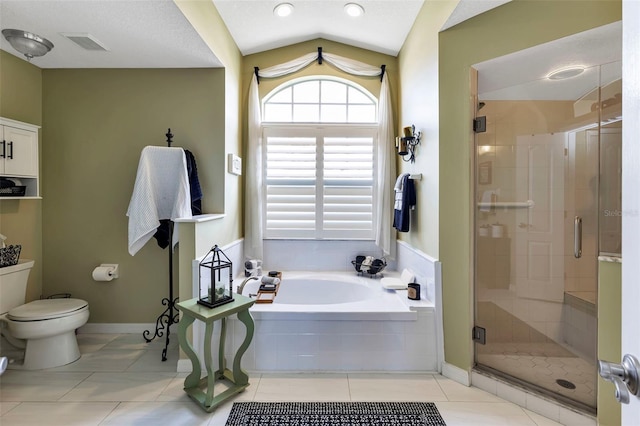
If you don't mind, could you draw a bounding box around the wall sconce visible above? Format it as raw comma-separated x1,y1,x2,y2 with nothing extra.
396,125,421,163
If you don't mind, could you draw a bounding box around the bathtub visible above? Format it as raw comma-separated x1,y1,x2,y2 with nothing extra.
189,270,438,372
240,271,421,320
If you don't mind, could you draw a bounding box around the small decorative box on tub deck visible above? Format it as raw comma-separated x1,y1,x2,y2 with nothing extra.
0,245,21,268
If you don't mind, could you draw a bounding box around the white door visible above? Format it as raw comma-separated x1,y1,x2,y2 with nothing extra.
514,133,565,303
621,0,640,422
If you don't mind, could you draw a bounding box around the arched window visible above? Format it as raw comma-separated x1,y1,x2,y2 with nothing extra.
262,77,378,240
263,77,377,123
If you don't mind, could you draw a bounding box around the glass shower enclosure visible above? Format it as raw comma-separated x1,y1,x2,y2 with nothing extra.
473,48,621,412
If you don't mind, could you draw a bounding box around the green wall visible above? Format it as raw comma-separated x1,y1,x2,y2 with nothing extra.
0,50,43,302
597,260,621,426
41,68,227,323
173,0,244,306
437,0,621,370
243,38,397,109
0,0,244,325
398,0,457,258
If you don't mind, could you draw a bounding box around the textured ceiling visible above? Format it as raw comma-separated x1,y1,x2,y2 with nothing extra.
0,0,513,68
0,0,223,68
475,21,622,101
212,0,425,56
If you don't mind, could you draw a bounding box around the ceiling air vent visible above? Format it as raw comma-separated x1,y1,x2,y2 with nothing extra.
61,33,108,51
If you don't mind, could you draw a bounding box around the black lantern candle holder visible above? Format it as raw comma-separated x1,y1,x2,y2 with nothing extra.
197,245,234,309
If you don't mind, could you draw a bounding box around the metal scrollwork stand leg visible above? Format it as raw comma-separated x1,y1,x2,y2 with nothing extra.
142,129,180,361
143,221,179,361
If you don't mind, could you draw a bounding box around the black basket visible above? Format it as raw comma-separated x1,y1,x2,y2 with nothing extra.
0,186,26,197
0,245,21,268
351,255,387,276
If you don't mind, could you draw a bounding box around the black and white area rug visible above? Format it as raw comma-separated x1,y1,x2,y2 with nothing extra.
225,402,447,425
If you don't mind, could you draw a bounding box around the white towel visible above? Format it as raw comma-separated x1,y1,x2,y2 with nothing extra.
126,146,192,255
394,173,409,210
479,189,498,212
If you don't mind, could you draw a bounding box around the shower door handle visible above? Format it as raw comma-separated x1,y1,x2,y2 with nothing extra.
598,354,640,404
574,216,582,258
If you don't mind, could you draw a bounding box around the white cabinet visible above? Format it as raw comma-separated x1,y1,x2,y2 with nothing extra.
0,118,40,198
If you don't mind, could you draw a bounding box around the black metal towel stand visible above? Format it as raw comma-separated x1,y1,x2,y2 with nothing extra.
142,128,180,361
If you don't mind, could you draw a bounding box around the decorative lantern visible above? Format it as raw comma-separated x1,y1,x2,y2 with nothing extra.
197,245,234,308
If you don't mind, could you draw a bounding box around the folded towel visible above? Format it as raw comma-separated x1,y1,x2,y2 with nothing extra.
360,255,374,272
394,173,410,210
381,268,415,290
261,276,281,285
126,146,191,255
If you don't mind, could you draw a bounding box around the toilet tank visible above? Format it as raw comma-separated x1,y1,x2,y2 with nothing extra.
0,259,34,314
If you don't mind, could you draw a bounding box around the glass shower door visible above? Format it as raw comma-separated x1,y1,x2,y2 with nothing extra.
473,62,612,411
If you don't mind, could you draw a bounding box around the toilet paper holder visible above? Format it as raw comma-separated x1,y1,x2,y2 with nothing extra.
93,264,119,281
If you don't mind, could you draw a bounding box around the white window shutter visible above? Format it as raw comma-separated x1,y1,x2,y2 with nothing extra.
264,128,376,240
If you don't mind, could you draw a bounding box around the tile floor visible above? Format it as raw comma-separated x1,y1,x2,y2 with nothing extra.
477,343,596,407
0,333,569,425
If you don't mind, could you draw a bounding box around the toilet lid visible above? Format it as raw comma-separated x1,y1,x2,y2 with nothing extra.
7,298,88,321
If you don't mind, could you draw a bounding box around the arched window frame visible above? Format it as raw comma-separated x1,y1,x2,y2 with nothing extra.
262,75,378,124
261,76,380,240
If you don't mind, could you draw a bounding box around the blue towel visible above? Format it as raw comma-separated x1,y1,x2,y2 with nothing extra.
393,174,416,232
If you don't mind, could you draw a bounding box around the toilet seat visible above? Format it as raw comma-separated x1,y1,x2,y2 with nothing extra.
7,299,88,321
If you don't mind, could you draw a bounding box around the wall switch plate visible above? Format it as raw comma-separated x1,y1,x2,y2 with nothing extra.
228,153,242,175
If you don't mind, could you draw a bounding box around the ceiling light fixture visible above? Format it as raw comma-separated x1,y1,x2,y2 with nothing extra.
2,29,54,61
344,3,365,17
547,66,585,80
274,3,294,17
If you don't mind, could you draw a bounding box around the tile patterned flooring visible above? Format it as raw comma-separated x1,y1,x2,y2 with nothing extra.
0,333,569,425
477,343,596,407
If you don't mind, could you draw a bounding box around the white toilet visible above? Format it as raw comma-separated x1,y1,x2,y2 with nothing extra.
0,259,89,370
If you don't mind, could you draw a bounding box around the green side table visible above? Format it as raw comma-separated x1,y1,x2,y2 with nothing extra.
176,295,255,412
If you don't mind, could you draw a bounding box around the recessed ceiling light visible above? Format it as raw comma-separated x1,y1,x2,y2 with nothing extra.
274,3,294,17
547,66,585,80
344,3,365,17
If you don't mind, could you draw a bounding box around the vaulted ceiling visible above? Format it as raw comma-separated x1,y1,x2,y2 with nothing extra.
0,0,510,69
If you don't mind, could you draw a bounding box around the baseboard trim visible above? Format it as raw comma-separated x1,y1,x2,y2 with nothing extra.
78,323,176,335
441,362,470,386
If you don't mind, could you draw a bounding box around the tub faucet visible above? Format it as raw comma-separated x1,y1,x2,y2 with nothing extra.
237,276,259,295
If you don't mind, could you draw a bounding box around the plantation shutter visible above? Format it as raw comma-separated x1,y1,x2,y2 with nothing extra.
264,127,376,239
265,134,317,238
323,136,374,239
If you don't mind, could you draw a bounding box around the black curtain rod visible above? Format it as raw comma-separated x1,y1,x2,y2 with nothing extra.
254,49,386,85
